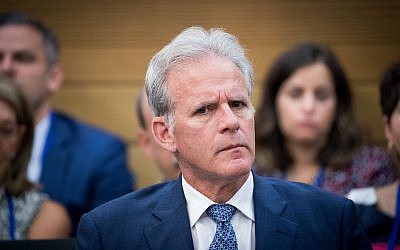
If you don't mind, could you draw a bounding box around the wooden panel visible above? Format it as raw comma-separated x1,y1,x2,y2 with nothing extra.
53,84,143,140
129,144,162,188
353,84,386,145
61,48,155,82
1,0,399,47
335,46,400,83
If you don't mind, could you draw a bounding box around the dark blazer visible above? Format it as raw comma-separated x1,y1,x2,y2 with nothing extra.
76,174,371,250
40,111,135,235
357,204,395,244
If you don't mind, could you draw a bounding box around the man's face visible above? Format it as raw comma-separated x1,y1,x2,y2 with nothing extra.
166,55,255,183
0,24,52,114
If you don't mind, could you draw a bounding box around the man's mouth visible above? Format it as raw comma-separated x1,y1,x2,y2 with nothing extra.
218,144,247,153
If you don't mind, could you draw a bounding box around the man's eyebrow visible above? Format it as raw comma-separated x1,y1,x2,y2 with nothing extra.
229,94,248,101
13,49,36,55
192,100,217,110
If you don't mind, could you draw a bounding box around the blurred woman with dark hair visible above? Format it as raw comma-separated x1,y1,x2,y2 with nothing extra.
255,43,398,247
256,42,396,194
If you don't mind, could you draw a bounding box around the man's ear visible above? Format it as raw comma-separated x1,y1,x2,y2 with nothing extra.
46,63,64,94
137,128,152,157
384,115,395,149
152,116,176,153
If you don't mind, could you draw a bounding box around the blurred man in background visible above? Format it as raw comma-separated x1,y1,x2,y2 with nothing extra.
0,11,135,235
136,90,180,181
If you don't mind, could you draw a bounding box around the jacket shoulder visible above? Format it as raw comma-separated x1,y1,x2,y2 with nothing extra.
87,181,175,219
255,175,348,207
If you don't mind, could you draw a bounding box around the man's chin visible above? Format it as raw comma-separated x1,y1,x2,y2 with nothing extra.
227,156,252,167
218,161,251,177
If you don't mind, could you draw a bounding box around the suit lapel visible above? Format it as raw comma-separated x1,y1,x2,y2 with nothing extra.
40,112,74,198
144,177,194,250
254,175,298,250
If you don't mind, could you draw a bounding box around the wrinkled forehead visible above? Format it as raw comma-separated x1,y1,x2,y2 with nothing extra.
167,57,250,110
166,55,250,96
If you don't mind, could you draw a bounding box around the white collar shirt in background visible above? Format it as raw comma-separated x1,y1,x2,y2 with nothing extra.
27,113,51,183
182,171,255,250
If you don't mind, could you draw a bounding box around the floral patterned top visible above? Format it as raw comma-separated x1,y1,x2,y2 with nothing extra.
257,146,397,195
0,188,47,239
322,147,397,195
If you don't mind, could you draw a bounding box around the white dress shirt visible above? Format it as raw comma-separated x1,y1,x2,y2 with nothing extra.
182,172,255,250
27,113,51,183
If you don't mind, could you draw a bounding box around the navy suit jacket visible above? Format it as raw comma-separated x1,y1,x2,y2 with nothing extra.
76,174,371,250
357,204,395,244
39,111,135,235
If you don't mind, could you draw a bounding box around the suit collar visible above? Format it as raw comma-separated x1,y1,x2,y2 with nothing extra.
253,174,298,250
144,177,194,250
40,112,75,194
46,111,75,146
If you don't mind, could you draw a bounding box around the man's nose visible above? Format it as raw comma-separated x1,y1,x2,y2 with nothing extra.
0,56,15,77
219,104,240,133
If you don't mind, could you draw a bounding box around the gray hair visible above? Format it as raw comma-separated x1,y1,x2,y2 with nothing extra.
145,26,253,128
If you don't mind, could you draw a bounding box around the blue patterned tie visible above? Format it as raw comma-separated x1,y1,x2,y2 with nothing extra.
206,204,238,250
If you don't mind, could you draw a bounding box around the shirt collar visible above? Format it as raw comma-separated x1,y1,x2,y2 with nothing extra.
32,112,51,158
182,171,254,228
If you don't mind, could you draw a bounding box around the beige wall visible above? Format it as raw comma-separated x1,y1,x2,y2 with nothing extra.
1,0,400,188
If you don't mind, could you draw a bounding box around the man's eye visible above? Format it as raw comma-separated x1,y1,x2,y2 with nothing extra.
14,52,36,63
195,106,207,115
230,100,246,109
194,105,215,115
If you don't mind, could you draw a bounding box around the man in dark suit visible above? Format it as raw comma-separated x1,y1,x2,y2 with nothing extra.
0,12,135,235
76,26,371,249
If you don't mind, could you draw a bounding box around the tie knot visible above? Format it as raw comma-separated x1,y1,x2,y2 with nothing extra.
206,204,236,223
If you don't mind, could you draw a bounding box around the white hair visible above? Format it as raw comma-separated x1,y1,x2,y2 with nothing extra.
145,26,253,128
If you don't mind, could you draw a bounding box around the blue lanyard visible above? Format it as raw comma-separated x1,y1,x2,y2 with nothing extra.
388,185,400,250
6,194,15,240
312,167,325,188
